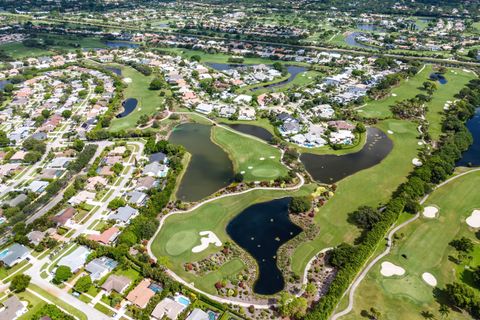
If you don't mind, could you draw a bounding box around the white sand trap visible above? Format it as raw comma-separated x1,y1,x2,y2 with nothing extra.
192,231,222,253
123,77,132,83
391,93,397,97
269,156,275,159
380,261,405,277
387,130,394,134
422,272,437,286
418,141,423,145
248,166,253,169
259,157,265,160
240,171,245,174
423,206,438,218
412,158,423,166
466,210,480,228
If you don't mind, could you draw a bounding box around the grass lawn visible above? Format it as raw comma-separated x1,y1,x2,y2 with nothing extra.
158,47,291,66
28,284,88,320
343,169,480,320
94,302,115,316
0,260,30,280
0,42,54,58
211,126,288,181
151,184,315,294
291,119,420,275
425,68,476,141
360,65,432,118
109,65,165,131
16,289,47,320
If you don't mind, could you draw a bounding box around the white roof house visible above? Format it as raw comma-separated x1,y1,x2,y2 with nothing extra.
26,180,49,193
151,297,186,320
57,246,91,273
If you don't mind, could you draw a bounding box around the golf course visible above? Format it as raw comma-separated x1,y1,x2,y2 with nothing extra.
342,169,480,320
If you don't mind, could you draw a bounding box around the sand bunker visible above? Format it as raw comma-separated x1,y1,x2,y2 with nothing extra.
380,261,405,277
123,77,132,83
248,166,253,169
466,210,480,228
392,93,397,97
422,272,437,286
412,158,423,166
259,157,265,160
192,231,222,253
387,130,394,134
423,206,438,218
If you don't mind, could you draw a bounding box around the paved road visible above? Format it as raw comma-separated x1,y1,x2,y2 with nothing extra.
331,167,480,320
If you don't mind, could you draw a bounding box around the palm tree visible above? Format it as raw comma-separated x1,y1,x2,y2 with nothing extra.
421,310,435,319
439,304,450,318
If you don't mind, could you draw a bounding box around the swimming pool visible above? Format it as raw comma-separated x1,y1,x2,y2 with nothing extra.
0,249,9,259
174,295,190,307
207,310,218,320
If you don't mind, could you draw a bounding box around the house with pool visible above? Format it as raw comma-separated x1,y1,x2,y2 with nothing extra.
0,243,29,268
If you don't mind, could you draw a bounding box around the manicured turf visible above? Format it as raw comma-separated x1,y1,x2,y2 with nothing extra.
151,185,315,294
425,68,476,140
360,65,432,118
290,119,420,276
343,170,480,320
109,65,166,131
211,126,289,181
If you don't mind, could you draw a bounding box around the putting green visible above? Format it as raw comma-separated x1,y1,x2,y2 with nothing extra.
165,230,199,256
249,167,282,179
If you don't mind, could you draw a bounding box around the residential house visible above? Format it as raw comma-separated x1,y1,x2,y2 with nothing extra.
51,207,76,227
27,230,46,246
87,227,120,245
127,191,147,206
108,205,138,224
85,176,108,191
48,157,72,169
0,296,27,320
68,190,96,206
143,162,169,178
101,274,131,294
136,176,158,191
149,152,167,164
151,297,187,320
186,308,210,320
6,194,27,207
57,246,91,273
85,256,118,281
26,180,49,193
0,243,29,267
126,279,155,308
9,151,27,163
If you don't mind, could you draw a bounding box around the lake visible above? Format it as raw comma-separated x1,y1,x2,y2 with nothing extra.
225,123,273,142
104,41,140,49
207,63,307,90
429,73,448,84
301,127,393,183
345,32,377,50
226,197,302,295
357,24,385,32
105,66,122,76
457,108,480,167
116,98,138,118
169,123,233,202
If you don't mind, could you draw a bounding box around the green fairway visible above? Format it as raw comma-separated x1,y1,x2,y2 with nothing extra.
360,65,432,118
343,169,480,320
109,65,166,131
212,126,289,181
0,42,54,58
151,185,315,294
425,68,477,140
291,119,420,275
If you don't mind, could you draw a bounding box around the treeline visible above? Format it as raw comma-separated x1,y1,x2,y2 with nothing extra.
304,77,480,320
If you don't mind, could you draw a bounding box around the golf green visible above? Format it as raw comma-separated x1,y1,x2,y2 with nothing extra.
165,230,199,256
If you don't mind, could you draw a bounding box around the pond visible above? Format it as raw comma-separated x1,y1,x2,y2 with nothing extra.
224,123,273,142
105,66,122,76
116,98,138,118
345,32,377,50
301,127,393,183
226,197,302,295
457,108,480,167
429,73,448,84
0,80,11,90
356,24,385,32
104,41,140,49
206,63,307,90
169,123,233,202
